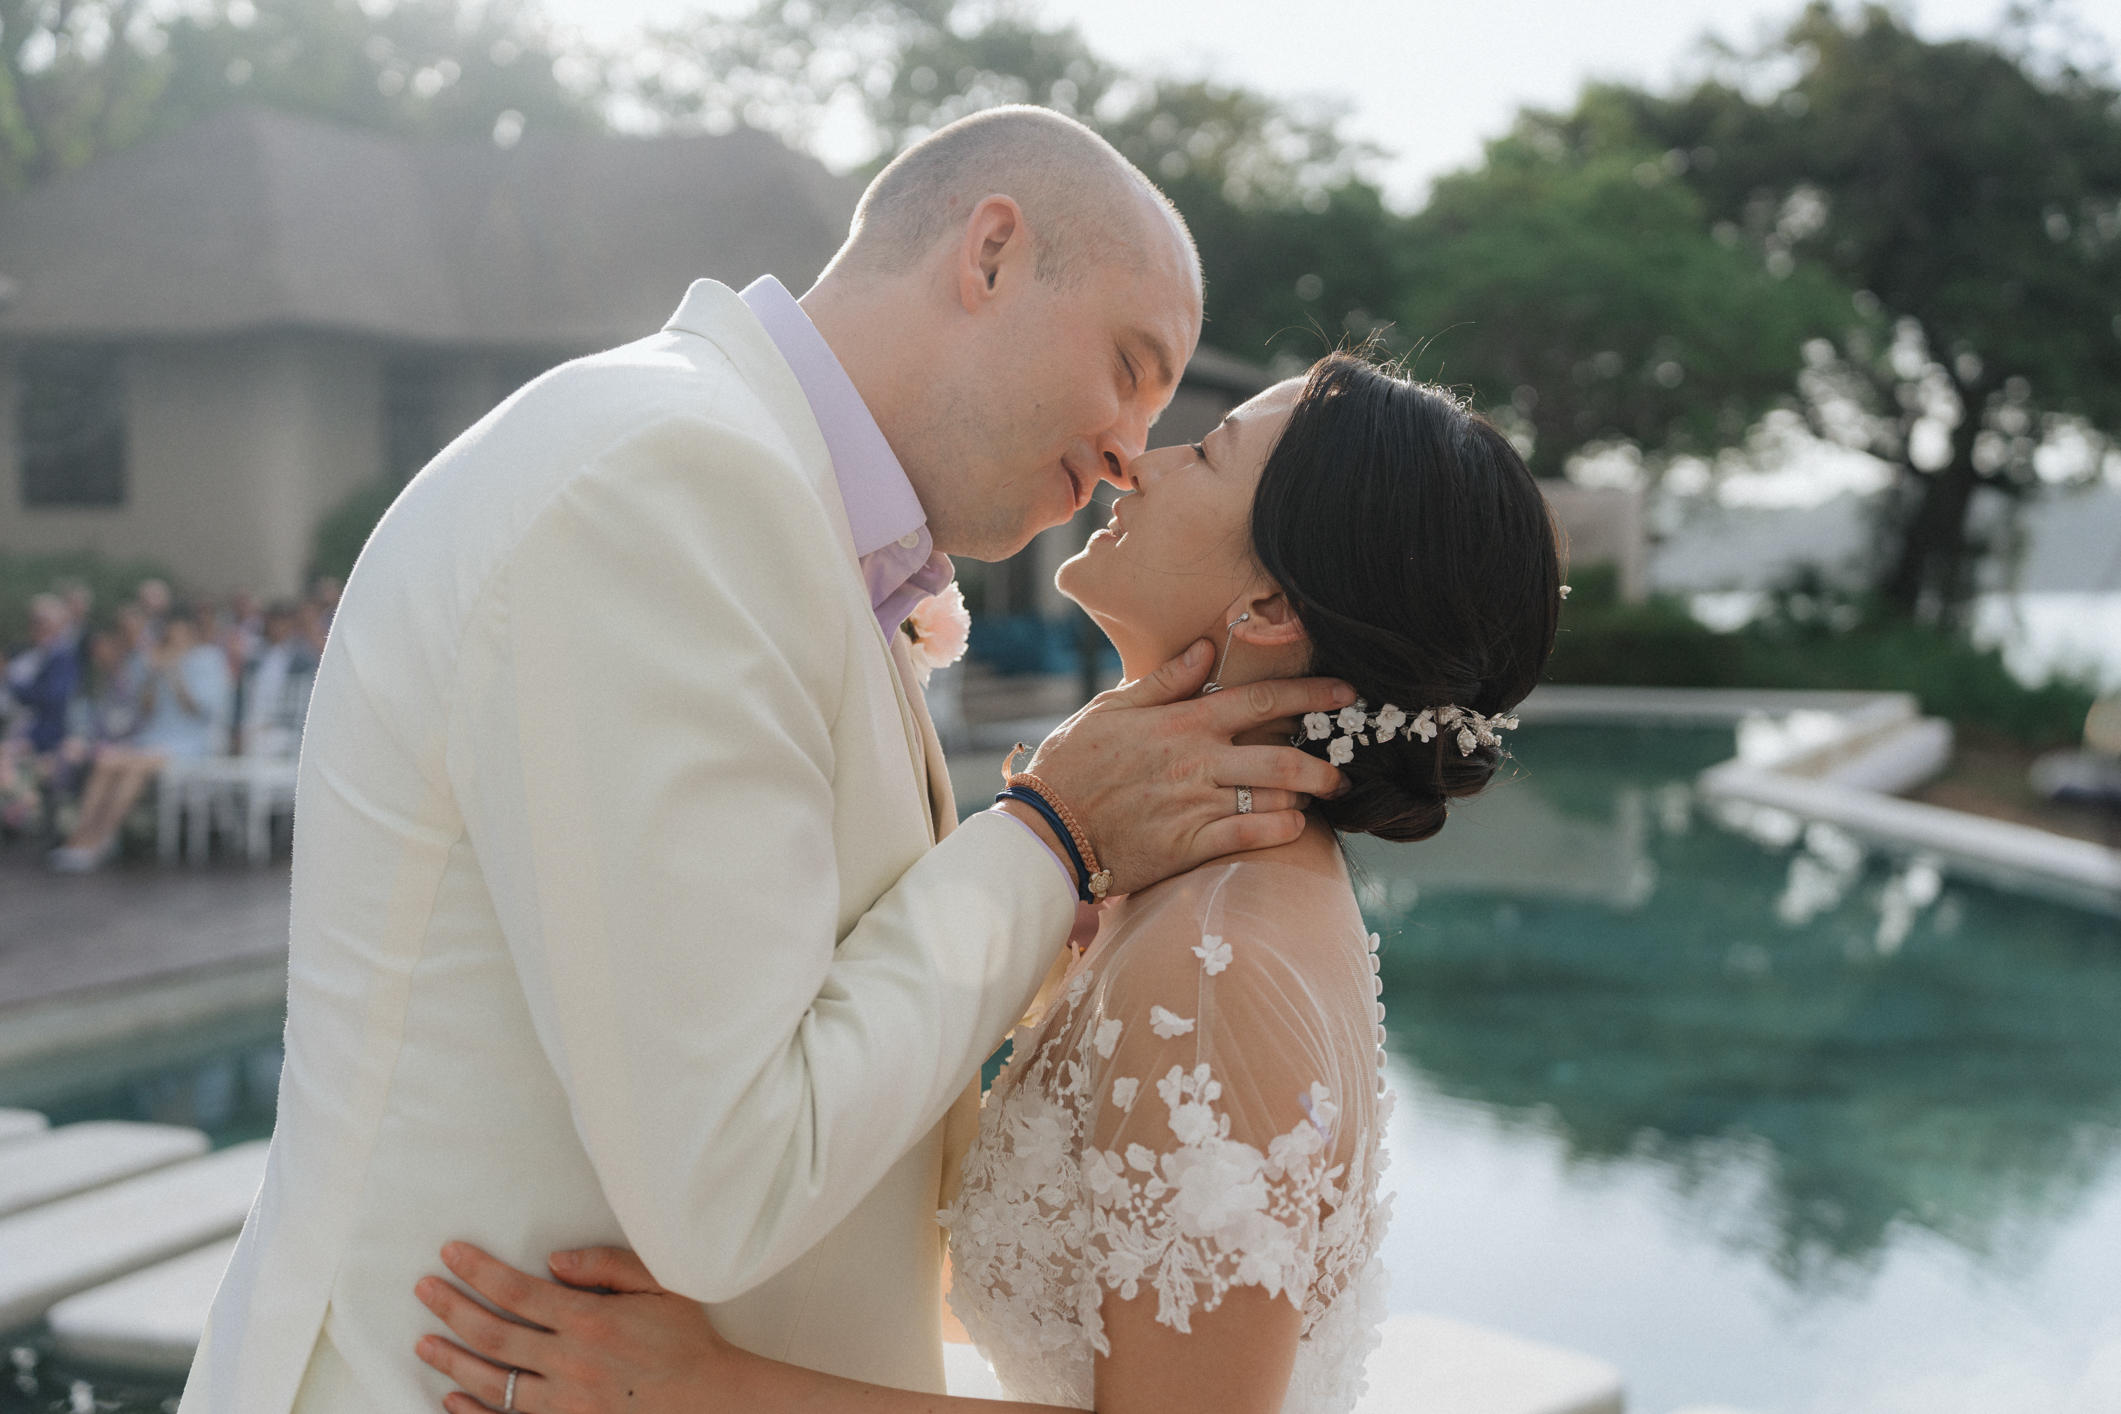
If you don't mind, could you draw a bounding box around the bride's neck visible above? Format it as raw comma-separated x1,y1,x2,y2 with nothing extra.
1118,641,1307,747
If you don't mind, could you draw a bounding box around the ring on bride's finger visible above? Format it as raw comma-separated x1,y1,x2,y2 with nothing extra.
1236,787,1253,815
504,1368,519,1411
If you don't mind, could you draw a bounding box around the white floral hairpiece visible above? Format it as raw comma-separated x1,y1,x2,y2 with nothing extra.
1298,698,1519,763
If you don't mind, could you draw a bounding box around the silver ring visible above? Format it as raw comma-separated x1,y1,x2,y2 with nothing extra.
504,1368,519,1411
1236,787,1253,815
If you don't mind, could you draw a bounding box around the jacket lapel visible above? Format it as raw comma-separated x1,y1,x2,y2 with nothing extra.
887,629,957,844
665,280,931,808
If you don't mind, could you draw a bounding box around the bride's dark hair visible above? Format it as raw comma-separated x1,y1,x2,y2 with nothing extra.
1252,352,1564,843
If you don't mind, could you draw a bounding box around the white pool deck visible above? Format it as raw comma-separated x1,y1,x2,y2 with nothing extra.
1521,685,2121,916
0,1107,48,1145
0,1120,209,1219
0,1137,267,1331
0,1108,1624,1412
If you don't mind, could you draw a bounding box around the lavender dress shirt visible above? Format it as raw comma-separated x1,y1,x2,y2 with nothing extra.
741,278,1072,889
739,277,954,640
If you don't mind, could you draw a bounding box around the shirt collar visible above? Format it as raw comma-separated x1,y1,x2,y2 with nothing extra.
739,276,951,639
739,275,927,556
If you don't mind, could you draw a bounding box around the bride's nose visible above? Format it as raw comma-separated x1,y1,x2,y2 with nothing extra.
1126,443,1189,494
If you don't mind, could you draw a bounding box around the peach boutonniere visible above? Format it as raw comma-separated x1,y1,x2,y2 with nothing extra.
904,581,970,686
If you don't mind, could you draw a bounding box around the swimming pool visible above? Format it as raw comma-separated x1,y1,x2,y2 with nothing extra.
1359,723,2121,1414
5,722,2118,1413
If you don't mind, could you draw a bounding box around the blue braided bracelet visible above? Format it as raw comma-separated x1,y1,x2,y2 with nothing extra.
995,785,1095,903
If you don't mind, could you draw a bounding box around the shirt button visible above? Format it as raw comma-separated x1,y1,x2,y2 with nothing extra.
897,532,921,550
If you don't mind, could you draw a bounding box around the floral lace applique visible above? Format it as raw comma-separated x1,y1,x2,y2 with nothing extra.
941,865,1391,1414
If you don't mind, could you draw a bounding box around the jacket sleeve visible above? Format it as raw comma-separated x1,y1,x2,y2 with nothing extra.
449,415,1075,1301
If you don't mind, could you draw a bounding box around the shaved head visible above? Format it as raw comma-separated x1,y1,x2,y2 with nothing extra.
796,104,1204,563
833,105,1198,292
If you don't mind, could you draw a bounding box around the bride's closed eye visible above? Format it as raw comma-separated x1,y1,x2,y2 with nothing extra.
1193,442,1209,462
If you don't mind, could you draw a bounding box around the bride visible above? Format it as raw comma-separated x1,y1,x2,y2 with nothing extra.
407,349,1564,1414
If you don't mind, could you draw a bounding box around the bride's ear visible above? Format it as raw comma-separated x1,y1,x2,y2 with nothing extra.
1230,585,1307,649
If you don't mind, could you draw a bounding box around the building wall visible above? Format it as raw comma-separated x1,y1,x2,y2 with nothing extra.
1540,482,1648,603
0,332,388,597
0,333,576,600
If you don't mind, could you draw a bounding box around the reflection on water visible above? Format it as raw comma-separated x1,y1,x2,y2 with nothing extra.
0,1015,284,1414
6,725,2118,1412
1354,724,2121,1412
0,1011,282,1149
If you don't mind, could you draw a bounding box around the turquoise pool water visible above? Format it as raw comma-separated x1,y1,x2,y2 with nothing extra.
1358,724,2121,1414
5,722,2118,1413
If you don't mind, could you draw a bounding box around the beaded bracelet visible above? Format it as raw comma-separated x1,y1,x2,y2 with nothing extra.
995,762,1112,903
995,786,1094,902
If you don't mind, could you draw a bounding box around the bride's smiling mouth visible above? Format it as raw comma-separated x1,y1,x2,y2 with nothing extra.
1088,499,1128,546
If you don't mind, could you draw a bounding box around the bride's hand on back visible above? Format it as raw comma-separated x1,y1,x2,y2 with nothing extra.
415,1243,737,1414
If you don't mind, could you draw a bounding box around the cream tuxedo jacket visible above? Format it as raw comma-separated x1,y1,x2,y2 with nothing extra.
180,281,1075,1412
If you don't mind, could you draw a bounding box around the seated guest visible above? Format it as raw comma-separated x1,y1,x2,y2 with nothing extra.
1,594,79,836
53,579,93,655
48,605,231,872
5,593,78,759
239,601,316,757
133,577,172,644
100,603,151,740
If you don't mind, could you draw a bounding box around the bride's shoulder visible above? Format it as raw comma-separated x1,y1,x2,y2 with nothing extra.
1208,813,1348,882
1094,822,1369,996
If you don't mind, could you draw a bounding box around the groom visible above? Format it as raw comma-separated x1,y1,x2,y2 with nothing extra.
182,106,1349,1411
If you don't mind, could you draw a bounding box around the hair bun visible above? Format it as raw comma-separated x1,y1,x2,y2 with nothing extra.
1310,735,1503,843
1247,351,1560,849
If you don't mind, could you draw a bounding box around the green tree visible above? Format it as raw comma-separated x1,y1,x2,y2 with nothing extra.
155,0,602,145
1610,4,2121,622
625,0,1401,364
1394,110,1856,477
0,0,167,187
0,0,599,191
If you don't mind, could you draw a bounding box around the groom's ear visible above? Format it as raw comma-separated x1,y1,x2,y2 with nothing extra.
959,196,1028,311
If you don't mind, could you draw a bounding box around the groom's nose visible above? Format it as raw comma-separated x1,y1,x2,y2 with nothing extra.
1094,424,1147,492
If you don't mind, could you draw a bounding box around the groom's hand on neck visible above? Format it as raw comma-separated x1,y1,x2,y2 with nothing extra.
1002,640,1353,896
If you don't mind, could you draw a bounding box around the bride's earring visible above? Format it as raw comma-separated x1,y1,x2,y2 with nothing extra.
1200,614,1251,695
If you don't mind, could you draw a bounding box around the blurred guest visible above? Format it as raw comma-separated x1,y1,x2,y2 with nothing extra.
297,598,330,659
5,594,78,757
309,574,342,637
222,589,264,670
0,595,78,835
240,601,315,758
100,603,152,739
54,579,94,654
134,577,173,643
49,605,231,872
227,588,262,639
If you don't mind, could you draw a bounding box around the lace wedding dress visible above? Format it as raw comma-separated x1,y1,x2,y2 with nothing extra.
941,858,1393,1413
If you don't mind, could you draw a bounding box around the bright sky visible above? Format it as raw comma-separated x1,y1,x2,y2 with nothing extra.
539,0,2121,508
539,0,2121,206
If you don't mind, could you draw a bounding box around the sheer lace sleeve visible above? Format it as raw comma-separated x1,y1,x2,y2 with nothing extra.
943,860,1392,1414
1068,863,1386,1340
937,856,1382,1407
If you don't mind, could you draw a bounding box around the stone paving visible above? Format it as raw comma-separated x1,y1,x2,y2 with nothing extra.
0,846,289,1014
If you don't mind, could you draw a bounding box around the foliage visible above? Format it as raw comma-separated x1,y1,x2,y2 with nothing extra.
0,547,175,646
0,0,599,189
310,477,401,585
156,0,602,144
1547,566,2098,748
0,0,167,187
1396,121,1856,476
1600,4,2121,620
622,0,1399,364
